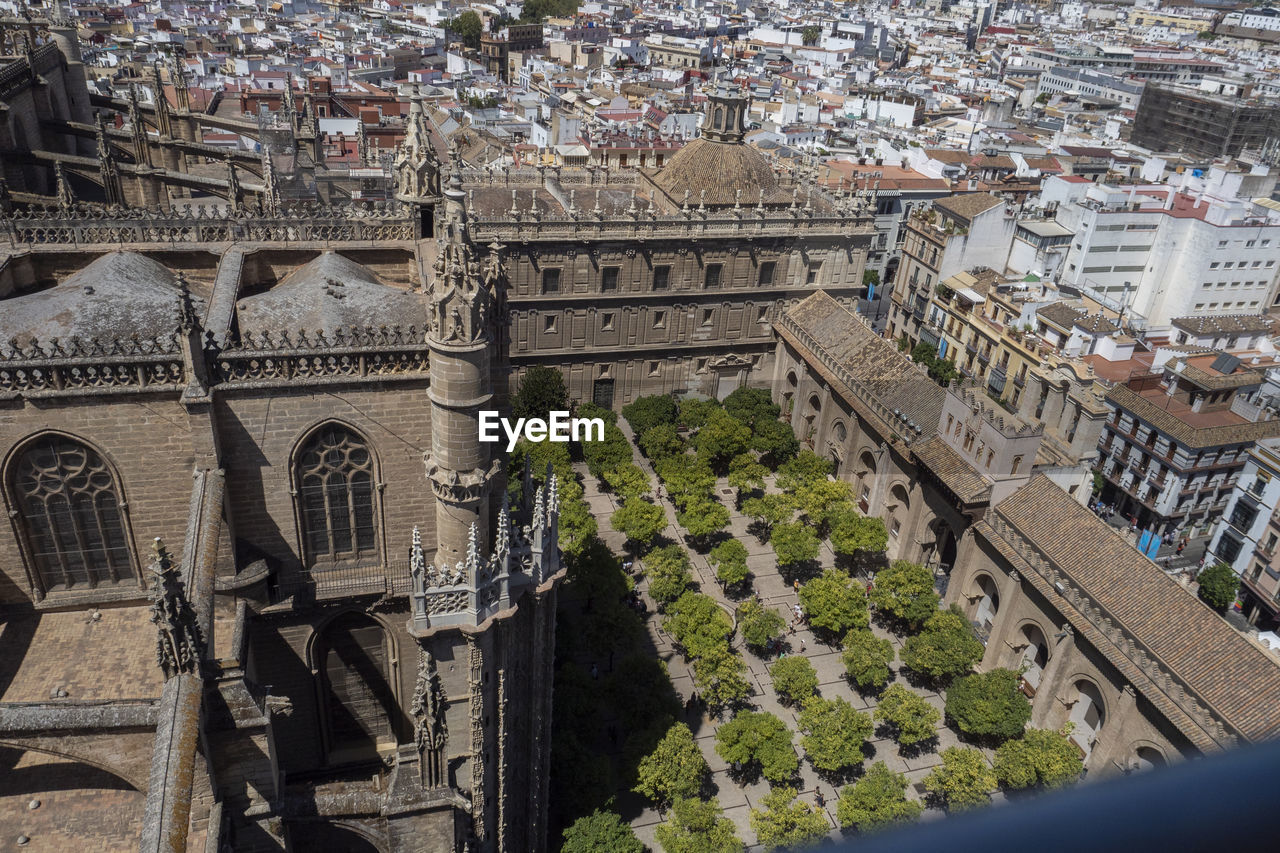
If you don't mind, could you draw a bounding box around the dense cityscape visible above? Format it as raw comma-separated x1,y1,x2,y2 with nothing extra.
1,0,1279,850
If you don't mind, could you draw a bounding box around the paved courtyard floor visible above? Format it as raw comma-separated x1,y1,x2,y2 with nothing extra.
573,425,1000,850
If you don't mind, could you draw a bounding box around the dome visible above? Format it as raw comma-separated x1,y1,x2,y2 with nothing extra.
0,252,196,345
236,252,427,334
653,136,780,208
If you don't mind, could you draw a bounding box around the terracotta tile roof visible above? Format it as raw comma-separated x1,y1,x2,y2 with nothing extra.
911,435,991,504
995,476,1280,744
781,292,945,440
1106,383,1280,448
1170,315,1275,337
934,192,1005,222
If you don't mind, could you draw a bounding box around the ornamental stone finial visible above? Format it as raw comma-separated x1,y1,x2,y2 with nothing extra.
149,537,204,679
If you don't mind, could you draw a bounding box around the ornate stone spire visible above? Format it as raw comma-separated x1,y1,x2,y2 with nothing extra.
151,61,173,138
356,120,369,165
225,152,244,215
96,114,123,207
410,644,449,788
282,73,298,132
128,84,152,168
54,162,73,210
149,538,204,679
394,85,441,206
169,54,190,111
260,147,281,215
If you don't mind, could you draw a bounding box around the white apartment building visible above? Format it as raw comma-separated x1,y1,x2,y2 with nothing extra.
1042,175,1280,330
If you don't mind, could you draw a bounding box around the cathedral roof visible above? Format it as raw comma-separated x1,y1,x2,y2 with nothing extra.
236,252,427,334
653,136,781,208
0,252,196,345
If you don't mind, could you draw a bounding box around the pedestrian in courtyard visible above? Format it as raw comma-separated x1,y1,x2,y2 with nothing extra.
1176,542,1185,557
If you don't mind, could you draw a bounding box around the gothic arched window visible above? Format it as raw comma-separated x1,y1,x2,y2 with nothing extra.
296,425,378,566
713,107,724,130
9,436,134,592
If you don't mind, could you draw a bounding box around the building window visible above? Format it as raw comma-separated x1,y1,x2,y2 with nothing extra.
542,268,561,294
648,360,661,377
600,312,614,331
653,310,667,329
9,436,135,592
701,308,714,327
704,264,722,288
543,315,557,333
318,613,396,763
1012,455,1023,475
601,266,619,292
653,265,670,290
758,261,776,286
890,518,901,538
297,426,378,566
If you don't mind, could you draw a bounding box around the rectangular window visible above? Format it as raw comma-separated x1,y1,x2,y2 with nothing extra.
601,266,619,292
758,261,776,286
701,308,714,327
653,310,667,329
543,315,557,333
1210,262,1220,269
601,312,615,331
542,268,561,294
704,264,722,288
653,265,670,290
806,262,823,285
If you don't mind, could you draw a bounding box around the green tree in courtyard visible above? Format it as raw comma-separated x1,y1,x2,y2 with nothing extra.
827,504,888,564
647,545,693,609
715,710,798,782
603,463,650,502
944,668,1032,741
727,452,768,503
751,417,799,466
801,24,821,44
797,696,873,774
742,494,794,538
899,605,984,680
678,397,721,430
655,797,743,853
696,408,754,473
841,629,895,692
561,808,644,853
771,521,821,569
835,761,922,832
583,423,634,477
640,423,686,461
737,599,785,651
1197,561,1239,611
611,497,666,550
723,387,779,429
634,721,710,807
446,10,484,49
799,570,870,637
922,747,996,812
677,495,731,548
776,450,834,494
623,394,679,437
749,786,829,853
665,592,733,660
691,645,752,710
710,538,750,589
870,560,941,628
874,683,940,747
511,363,567,420
993,728,1084,791
769,655,819,705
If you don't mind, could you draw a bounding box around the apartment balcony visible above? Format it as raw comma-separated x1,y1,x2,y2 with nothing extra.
965,340,979,355
977,350,992,365
1013,372,1026,388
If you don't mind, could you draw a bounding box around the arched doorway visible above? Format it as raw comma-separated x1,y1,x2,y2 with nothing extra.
1017,624,1049,693
317,613,398,765
288,821,384,852
856,450,877,511
1069,680,1106,758
887,483,910,551
1132,746,1166,773
972,574,1000,629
